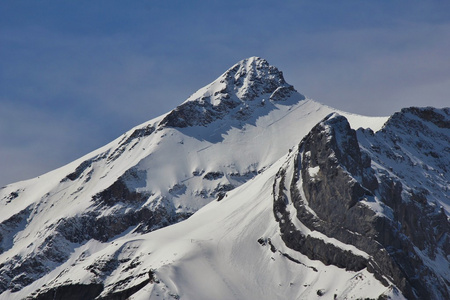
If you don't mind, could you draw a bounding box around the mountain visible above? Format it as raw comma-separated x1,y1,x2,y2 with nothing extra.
0,57,448,300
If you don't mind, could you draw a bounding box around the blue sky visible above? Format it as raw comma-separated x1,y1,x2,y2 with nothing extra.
1,0,449,186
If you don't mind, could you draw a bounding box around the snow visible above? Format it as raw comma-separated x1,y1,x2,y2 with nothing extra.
357,109,450,216
2,151,397,300
281,149,372,260
308,166,320,178
4,57,435,300
0,96,387,228
359,194,395,219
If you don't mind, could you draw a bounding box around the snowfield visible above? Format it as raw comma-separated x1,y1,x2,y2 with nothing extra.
2,153,403,300
0,57,448,300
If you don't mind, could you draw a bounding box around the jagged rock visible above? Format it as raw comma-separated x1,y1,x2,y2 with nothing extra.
27,283,104,300
203,171,224,180
0,57,448,300
159,57,301,128
0,207,31,254
273,112,449,300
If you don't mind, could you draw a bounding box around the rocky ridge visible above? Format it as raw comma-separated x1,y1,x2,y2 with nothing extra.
160,57,300,128
0,57,324,297
273,111,449,299
0,57,447,299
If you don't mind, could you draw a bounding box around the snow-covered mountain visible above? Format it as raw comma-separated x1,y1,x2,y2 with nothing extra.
0,57,448,299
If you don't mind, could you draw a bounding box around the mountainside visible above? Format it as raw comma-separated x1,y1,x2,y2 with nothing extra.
0,57,448,300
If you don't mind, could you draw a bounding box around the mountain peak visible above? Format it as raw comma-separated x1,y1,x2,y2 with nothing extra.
220,56,292,101
160,57,302,128
1,51,448,299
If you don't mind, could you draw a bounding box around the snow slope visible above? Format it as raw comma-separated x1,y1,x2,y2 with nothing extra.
2,150,404,300
1,57,447,299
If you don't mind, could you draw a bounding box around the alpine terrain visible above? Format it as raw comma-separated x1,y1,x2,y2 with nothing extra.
0,57,448,300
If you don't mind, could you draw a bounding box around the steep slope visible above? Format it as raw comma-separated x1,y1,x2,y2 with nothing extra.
2,57,446,299
1,136,404,300
5,108,446,300
273,111,449,299
0,57,387,297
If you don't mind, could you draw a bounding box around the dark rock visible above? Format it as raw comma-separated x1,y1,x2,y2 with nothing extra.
159,100,223,128
62,159,93,182
203,171,224,180
7,191,19,201
0,207,31,254
107,125,155,162
92,168,149,207
159,57,299,128
28,283,104,300
269,85,298,102
273,113,449,300
97,279,149,300
402,107,450,129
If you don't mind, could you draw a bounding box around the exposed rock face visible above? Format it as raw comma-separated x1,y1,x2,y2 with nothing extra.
273,112,450,300
160,57,301,128
0,57,308,298
106,124,155,163
0,55,448,299
0,166,178,295
0,207,31,254
26,278,150,300
26,283,104,300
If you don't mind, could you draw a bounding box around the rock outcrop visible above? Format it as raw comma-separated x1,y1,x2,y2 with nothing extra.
273,112,449,300
160,57,301,128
